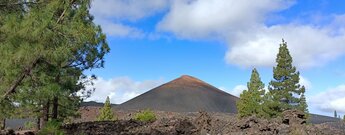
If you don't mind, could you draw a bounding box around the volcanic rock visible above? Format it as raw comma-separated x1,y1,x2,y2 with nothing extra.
62,110,345,135
282,109,307,126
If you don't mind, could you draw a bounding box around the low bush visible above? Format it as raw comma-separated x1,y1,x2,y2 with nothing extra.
134,109,156,122
24,121,35,130
38,120,64,135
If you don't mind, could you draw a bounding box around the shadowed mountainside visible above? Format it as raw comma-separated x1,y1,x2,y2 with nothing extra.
309,113,341,124
118,75,239,113
80,101,117,107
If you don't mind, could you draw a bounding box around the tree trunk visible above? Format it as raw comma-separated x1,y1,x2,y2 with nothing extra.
52,74,60,120
1,118,5,130
36,116,40,131
52,96,58,120
40,100,50,129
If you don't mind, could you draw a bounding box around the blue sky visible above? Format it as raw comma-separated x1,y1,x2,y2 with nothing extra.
86,0,345,117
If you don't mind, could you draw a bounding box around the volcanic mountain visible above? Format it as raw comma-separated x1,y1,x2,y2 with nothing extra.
118,75,239,113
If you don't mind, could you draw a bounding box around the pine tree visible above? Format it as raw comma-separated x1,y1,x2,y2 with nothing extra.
237,68,265,118
266,39,306,117
334,110,337,118
0,0,109,128
97,97,116,121
343,115,345,122
299,92,309,118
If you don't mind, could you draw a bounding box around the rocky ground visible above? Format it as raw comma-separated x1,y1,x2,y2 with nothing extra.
2,109,344,135
63,109,345,135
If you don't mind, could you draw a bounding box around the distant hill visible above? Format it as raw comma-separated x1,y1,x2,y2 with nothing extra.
81,101,118,107
118,75,239,113
309,113,341,124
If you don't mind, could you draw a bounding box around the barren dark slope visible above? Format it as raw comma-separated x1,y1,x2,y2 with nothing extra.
118,75,239,113
81,101,117,107
309,113,341,124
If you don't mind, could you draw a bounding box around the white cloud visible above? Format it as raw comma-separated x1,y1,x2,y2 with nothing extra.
226,24,345,68
95,19,145,38
158,0,293,39
220,85,247,97
157,0,345,68
309,85,345,113
84,77,165,104
91,0,170,21
90,0,170,38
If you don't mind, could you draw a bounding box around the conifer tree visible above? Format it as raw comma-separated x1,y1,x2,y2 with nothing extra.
237,68,265,118
334,110,338,118
266,39,306,117
0,0,109,127
299,92,309,118
97,96,115,121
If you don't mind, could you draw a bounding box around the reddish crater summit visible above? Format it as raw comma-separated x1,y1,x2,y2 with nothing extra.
168,75,211,86
118,75,239,113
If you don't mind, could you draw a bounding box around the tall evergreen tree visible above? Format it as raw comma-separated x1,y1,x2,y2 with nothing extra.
334,110,338,118
266,39,306,117
97,96,115,121
237,68,265,118
0,0,109,128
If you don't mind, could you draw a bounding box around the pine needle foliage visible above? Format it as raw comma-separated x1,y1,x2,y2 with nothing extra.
265,39,307,118
97,97,116,121
0,0,109,123
298,93,309,118
237,68,265,118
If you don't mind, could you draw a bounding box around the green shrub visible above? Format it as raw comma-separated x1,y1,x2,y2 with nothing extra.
24,121,35,130
38,120,64,135
134,109,156,122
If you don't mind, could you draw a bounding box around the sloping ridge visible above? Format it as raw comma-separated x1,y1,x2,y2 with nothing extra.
118,75,239,113
81,101,118,107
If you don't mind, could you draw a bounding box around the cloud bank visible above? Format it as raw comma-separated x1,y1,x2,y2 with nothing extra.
85,77,164,104
90,0,171,38
91,0,345,68
309,84,345,113
157,0,345,68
